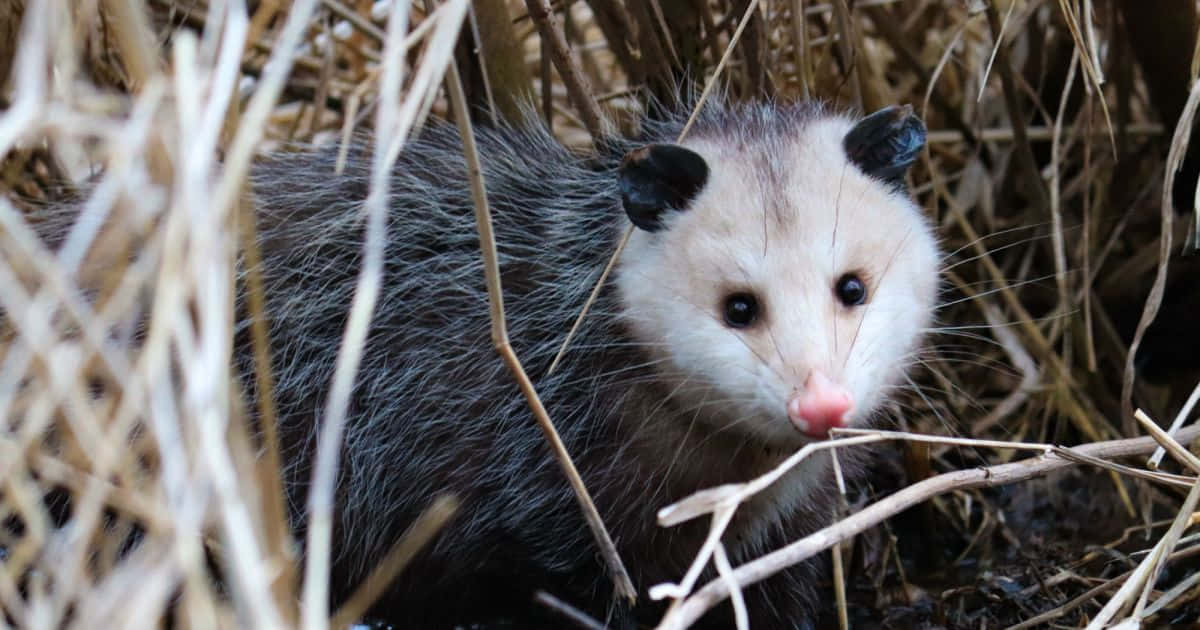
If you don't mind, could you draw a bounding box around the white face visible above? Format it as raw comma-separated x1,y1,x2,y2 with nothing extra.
617,116,940,446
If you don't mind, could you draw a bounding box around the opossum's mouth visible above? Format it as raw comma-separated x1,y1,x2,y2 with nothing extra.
731,410,852,449
789,412,850,439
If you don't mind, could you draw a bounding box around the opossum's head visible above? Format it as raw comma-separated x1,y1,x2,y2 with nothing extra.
617,105,938,445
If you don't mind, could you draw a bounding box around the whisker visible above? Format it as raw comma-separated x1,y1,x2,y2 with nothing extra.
935,272,1067,308
937,221,1054,262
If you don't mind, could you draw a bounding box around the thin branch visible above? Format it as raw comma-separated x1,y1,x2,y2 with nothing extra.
523,0,611,140
655,425,1200,629
443,22,636,603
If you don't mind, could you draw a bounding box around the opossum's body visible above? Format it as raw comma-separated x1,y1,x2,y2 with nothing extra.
244,102,938,628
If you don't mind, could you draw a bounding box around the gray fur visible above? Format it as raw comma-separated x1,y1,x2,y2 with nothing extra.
241,101,878,629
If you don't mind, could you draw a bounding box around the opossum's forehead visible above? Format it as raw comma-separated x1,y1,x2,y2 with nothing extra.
666,117,936,288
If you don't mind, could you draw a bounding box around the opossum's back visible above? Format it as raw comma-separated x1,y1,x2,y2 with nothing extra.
244,123,622,404
240,123,632,609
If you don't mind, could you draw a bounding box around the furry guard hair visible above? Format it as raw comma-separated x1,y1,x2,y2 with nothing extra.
241,100,939,628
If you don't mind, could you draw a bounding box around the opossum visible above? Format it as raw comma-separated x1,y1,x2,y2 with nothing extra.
243,101,939,628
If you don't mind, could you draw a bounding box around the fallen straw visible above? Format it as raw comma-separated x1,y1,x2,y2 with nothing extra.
1147,379,1200,470
655,425,1200,630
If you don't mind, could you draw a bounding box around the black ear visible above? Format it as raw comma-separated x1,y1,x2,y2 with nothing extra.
843,105,926,185
618,144,709,232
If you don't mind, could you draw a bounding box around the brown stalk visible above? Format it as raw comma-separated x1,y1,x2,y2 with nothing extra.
523,0,612,141
0,0,22,90
236,196,298,624
582,0,639,83
984,0,1049,214
790,0,811,99
627,0,676,96
830,0,862,108
469,0,532,124
443,43,636,603
648,0,681,68
99,0,173,182
541,32,553,126
1120,77,1200,434
246,0,281,48
735,0,772,97
695,0,724,73
322,0,386,42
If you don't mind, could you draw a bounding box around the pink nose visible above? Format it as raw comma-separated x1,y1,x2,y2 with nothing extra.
787,371,854,438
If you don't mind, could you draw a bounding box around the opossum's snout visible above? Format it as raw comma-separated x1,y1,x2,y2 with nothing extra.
787,370,853,438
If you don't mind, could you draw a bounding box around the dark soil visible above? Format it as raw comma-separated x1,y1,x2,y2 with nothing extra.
821,446,1200,629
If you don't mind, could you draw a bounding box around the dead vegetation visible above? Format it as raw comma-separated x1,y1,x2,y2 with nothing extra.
1,0,1199,628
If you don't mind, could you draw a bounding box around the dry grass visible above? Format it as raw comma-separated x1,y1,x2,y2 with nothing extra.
1,0,1199,628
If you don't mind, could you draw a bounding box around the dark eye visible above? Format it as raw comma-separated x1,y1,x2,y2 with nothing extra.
835,274,867,306
723,292,759,328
